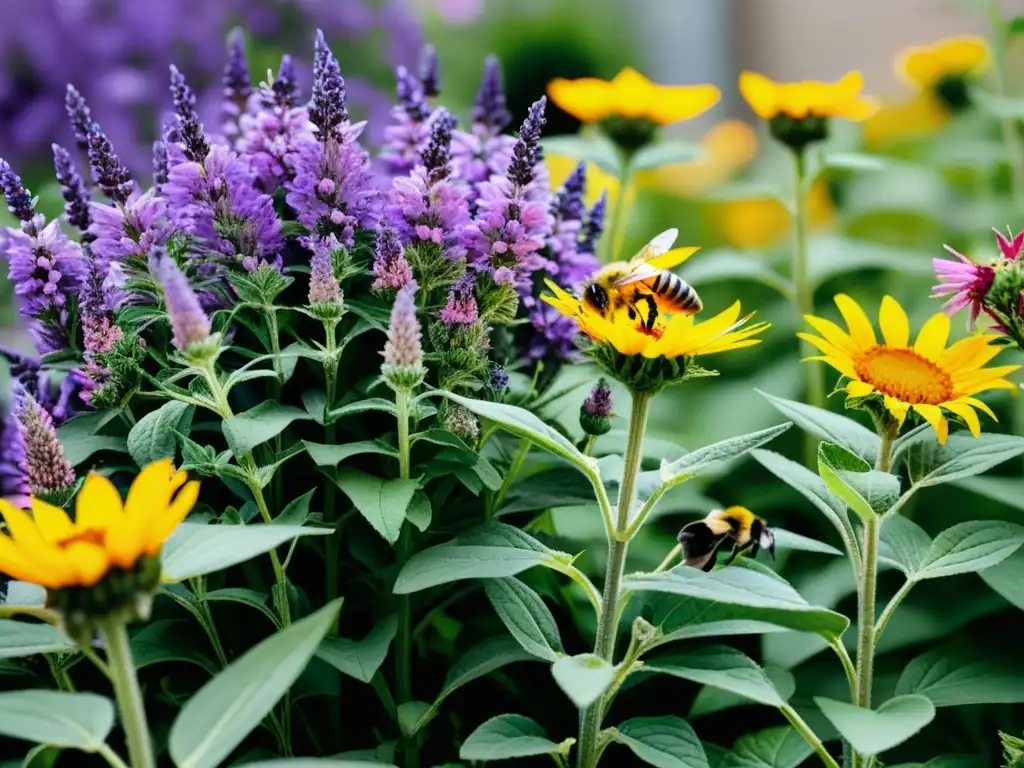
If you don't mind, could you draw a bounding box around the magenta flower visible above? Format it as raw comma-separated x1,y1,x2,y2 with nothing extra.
995,227,1024,261
372,225,414,292
932,245,995,330
440,275,478,325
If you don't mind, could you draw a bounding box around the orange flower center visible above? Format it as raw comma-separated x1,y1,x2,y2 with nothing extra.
853,346,952,404
57,528,105,550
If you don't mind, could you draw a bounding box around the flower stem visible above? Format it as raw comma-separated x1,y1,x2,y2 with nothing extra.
873,578,913,642
576,390,651,768
792,149,826,463
781,704,841,768
488,437,530,519
322,323,343,748
395,391,417,768
99,620,155,768
604,152,635,262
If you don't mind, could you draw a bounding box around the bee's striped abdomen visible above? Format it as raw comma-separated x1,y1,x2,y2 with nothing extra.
649,271,702,314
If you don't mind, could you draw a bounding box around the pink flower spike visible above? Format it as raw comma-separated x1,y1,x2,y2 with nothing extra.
994,227,1024,261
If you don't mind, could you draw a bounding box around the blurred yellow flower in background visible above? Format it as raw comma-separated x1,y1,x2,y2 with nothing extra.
716,179,835,249
0,459,198,589
644,120,759,198
801,294,1018,443
739,71,880,122
547,67,720,126
897,35,990,89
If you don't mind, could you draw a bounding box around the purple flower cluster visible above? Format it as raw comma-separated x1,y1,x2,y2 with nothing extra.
372,225,414,292
379,48,439,176
0,404,29,508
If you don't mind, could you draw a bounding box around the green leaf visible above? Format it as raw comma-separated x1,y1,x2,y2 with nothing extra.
807,236,934,287
21,745,62,768
658,424,792,487
330,469,417,545
629,141,703,172
895,432,1024,492
879,516,932,576
914,521,1024,580
168,599,342,768
717,726,812,768
130,619,217,673
643,647,784,707
202,589,278,626
771,529,841,556
955,475,1024,512
751,449,850,543
678,249,791,297
624,567,849,640
0,691,113,751
57,429,128,466
758,390,879,464
690,668,795,718
814,695,935,757
818,442,900,521
980,548,1024,610
273,489,315,527
302,440,397,467
614,717,708,768
542,134,622,175
820,152,886,172
161,522,330,581
316,615,397,684
0,621,74,658
896,643,1024,706
972,89,1024,119
459,714,565,761
631,591,789,651
242,760,397,767
325,398,399,425
222,402,313,458
405,490,432,532
484,577,563,662
438,391,592,476
127,401,194,466
551,653,615,708
397,702,432,738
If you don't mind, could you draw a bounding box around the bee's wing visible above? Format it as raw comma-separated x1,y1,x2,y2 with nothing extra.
646,246,700,270
612,265,659,287
628,228,679,267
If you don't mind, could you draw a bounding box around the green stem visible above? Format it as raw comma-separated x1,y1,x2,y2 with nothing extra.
576,390,651,768
781,705,841,768
395,391,417,768
46,654,74,692
97,744,131,768
322,323,343,749
874,578,914,643
488,437,530,519
829,639,858,702
655,543,681,573
99,620,155,768
192,578,229,668
603,154,634,262
582,435,597,457
792,149,826,464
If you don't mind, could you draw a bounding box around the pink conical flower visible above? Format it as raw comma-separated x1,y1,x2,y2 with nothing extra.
932,245,995,330
382,280,426,392
16,392,75,496
308,236,343,305
153,251,211,353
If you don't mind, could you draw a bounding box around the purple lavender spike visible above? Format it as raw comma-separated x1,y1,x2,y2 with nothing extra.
52,144,91,234
64,84,93,152
419,45,440,98
170,65,210,163
309,29,348,142
472,56,511,134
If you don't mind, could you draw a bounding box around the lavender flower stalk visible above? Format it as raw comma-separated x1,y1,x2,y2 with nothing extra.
223,28,251,134
372,224,414,292
170,65,211,164
380,63,433,175
64,85,93,153
16,392,75,498
382,280,426,392
420,45,440,98
309,29,348,142
87,123,134,204
52,144,92,235
0,407,30,508
472,56,512,137
450,58,517,194
153,251,214,359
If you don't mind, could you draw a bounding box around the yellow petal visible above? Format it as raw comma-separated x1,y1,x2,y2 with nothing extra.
547,77,612,123
107,459,180,569
942,402,982,437
898,48,943,88
834,294,877,348
31,499,73,544
646,84,721,125
804,315,860,356
804,355,857,379
62,542,110,588
884,396,909,427
913,312,951,361
913,403,949,444
797,332,850,361
958,396,997,421
937,36,990,75
76,472,124,531
878,296,910,348
0,534,52,586
609,67,658,119
739,71,779,119
0,502,73,586
834,95,881,122
846,380,876,398
145,480,200,555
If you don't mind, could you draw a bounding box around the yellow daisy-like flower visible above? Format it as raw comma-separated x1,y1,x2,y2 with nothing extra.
0,459,199,589
739,70,880,122
897,36,990,89
801,295,1020,444
547,67,720,126
542,280,769,360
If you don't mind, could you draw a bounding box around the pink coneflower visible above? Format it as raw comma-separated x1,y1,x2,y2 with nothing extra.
932,245,995,330
995,227,1024,262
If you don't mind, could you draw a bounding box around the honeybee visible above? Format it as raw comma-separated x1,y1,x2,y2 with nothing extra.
676,506,776,572
582,228,702,332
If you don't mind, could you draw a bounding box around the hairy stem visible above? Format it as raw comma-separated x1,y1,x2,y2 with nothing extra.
395,392,417,768
488,437,531,519
792,149,826,464
781,705,841,768
576,390,651,768
874,578,914,643
99,620,155,768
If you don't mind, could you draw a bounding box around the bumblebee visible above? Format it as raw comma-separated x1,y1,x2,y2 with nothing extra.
676,506,776,572
582,228,702,333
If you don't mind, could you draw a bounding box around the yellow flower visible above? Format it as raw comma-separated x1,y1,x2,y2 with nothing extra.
716,178,835,249
863,92,949,148
547,67,720,126
542,280,769,360
739,70,880,122
643,120,759,199
897,36,989,89
0,459,199,589
801,295,1019,444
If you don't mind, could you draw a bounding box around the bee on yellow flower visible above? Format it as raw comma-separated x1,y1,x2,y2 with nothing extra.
801,294,1019,444
548,67,720,151
739,70,879,152
0,459,199,631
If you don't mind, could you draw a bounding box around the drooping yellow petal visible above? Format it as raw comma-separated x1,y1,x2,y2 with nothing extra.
804,315,860,356
898,36,990,87
145,480,200,555
547,77,612,122
878,295,910,348
834,294,877,348
883,396,909,427
913,313,951,361
30,499,73,544
958,396,997,421
942,402,982,437
76,472,124,530
846,380,875,398
0,502,74,586
805,355,858,379
913,404,949,444
107,459,181,568
797,332,850,361
0,534,53,586
739,71,778,119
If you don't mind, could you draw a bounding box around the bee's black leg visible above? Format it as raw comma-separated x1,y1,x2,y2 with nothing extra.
642,295,659,331
724,541,752,566
627,306,636,320
750,539,761,558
